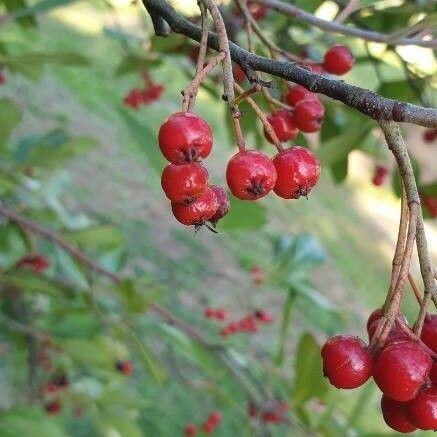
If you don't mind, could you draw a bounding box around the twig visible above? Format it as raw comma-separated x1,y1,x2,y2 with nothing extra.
408,273,423,305
334,0,358,23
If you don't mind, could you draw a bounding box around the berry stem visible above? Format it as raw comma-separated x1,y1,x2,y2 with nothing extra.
408,273,423,305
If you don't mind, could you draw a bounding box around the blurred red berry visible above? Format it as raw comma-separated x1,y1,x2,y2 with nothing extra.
422,129,437,143
0,71,5,85
372,165,388,186
185,423,197,436
16,255,49,273
116,360,134,375
255,310,273,324
207,411,222,425
422,194,437,218
45,401,61,415
214,308,228,321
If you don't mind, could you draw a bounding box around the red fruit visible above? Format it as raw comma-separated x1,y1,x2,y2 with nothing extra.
123,89,144,109
158,112,213,163
226,150,277,200
254,310,273,324
227,323,238,334
380,395,417,433
204,307,215,319
321,335,373,389
202,421,215,433
247,1,268,20
372,165,388,186
373,341,432,401
264,110,298,144
233,64,246,83
238,316,258,333
171,187,218,226
408,387,437,430
285,85,318,107
116,360,134,375
421,314,437,353
0,72,5,85
367,319,408,345
430,361,437,385
208,186,230,226
161,163,208,204
422,195,437,218
45,401,61,415
220,326,232,337
423,129,437,143
367,308,383,334
207,411,222,425
185,423,197,437
262,402,288,424
214,309,228,321
16,255,49,273
273,146,321,199
323,45,354,75
141,83,164,104
294,99,325,133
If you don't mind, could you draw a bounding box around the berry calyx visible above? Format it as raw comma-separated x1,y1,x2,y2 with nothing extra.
264,110,298,144
161,163,209,204
285,85,318,107
171,187,218,226
381,395,417,433
421,314,437,353
407,387,437,430
116,360,134,375
273,146,321,199
321,335,373,389
208,185,230,226
226,150,277,200
294,99,325,133
158,112,213,163
373,341,432,401
185,423,197,437
323,45,354,75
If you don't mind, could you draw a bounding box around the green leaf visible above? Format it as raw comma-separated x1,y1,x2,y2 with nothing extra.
0,98,22,147
293,332,329,405
0,223,27,268
96,412,143,437
50,312,101,338
54,246,89,290
330,156,348,184
378,80,419,103
10,0,77,19
1,271,67,296
62,337,117,368
219,196,267,230
67,225,125,251
2,0,36,27
115,55,162,76
419,182,437,196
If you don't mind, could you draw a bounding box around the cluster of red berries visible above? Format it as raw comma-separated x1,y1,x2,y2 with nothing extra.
116,359,135,375
322,309,437,432
43,373,69,416
423,128,437,143
220,310,272,337
185,411,222,436
422,194,437,218
16,254,49,273
248,400,289,424
372,164,389,187
123,73,164,109
204,307,228,321
159,112,230,228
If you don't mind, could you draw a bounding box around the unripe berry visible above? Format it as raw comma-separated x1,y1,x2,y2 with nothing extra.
294,99,325,133
285,85,318,107
321,335,373,389
408,387,437,430
323,45,354,75
273,146,321,199
264,110,298,143
380,395,417,433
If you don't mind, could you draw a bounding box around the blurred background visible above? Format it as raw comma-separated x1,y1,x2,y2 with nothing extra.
0,0,436,435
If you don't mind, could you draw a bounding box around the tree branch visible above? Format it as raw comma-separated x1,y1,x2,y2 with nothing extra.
141,0,437,129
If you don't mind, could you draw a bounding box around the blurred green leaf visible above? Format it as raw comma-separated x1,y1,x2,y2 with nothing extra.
62,337,116,367
330,156,348,184
220,196,267,230
97,411,143,437
67,225,125,251
115,55,162,76
50,312,101,338
419,182,437,196
0,98,22,147
10,0,77,19
378,80,419,103
2,0,36,26
0,223,27,268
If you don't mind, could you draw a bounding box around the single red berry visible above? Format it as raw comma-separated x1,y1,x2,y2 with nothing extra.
262,411,282,423
123,88,144,109
285,85,318,107
430,361,437,386
273,146,321,199
204,307,215,319
228,323,238,334
321,335,373,389
45,401,61,415
380,395,417,433
238,316,258,333
214,309,228,321
141,83,164,104
116,360,134,375
254,310,273,324
158,112,213,163
421,314,437,353
202,421,215,433
207,411,222,425
373,341,432,401
372,165,388,186
423,129,437,143
323,45,354,75
264,110,298,144
422,195,437,218
171,187,218,227
226,150,277,200
408,387,437,430
161,163,209,204
294,99,325,133
16,255,49,273
208,186,230,226
367,308,383,334
44,383,59,394
185,423,197,437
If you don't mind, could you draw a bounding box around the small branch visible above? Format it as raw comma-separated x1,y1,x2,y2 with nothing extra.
142,2,170,36
408,273,423,305
334,0,358,23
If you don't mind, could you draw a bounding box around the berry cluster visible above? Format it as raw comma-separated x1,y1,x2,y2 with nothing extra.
248,400,289,424
204,307,228,321
16,254,49,273
185,410,222,436
322,309,437,432
423,128,437,143
372,165,389,187
116,359,134,375
159,112,229,229
123,73,164,109
220,309,272,338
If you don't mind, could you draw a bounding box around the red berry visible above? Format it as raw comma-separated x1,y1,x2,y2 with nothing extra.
367,319,408,345
123,89,144,109
214,309,228,321
423,129,437,143
285,85,318,107
372,165,388,186
233,64,246,83
0,72,5,85
208,186,230,226
380,395,417,433
204,307,215,319
264,110,298,144
171,187,218,226
273,146,321,199
238,316,258,333
373,341,432,401
247,1,268,20
367,308,383,334
161,163,208,204
202,421,215,433
323,45,354,75
321,335,373,389
16,255,49,273
158,112,213,163
45,401,61,415
254,310,273,324
294,99,325,133
220,326,232,337
226,150,277,200
408,387,437,430
430,361,437,385
185,423,197,436
207,411,222,425
421,314,437,353
422,195,437,218
116,360,134,375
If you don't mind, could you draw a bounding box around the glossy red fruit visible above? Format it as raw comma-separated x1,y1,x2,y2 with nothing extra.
422,195,437,218
408,387,437,430
254,310,273,324
373,341,432,401
171,188,218,226
421,314,437,353
323,45,354,75
285,85,318,107
367,308,383,334
372,165,388,186
430,361,437,385
16,255,49,273
273,146,321,199
321,335,373,389
185,423,197,437
116,360,134,375
226,150,277,200
161,163,208,204
264,110,298,144
380,395,417,433
367,319,408,345
158,112,213,163
208,186,230,226
294,99,325,133
45,401,61,415
207,411,222,425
